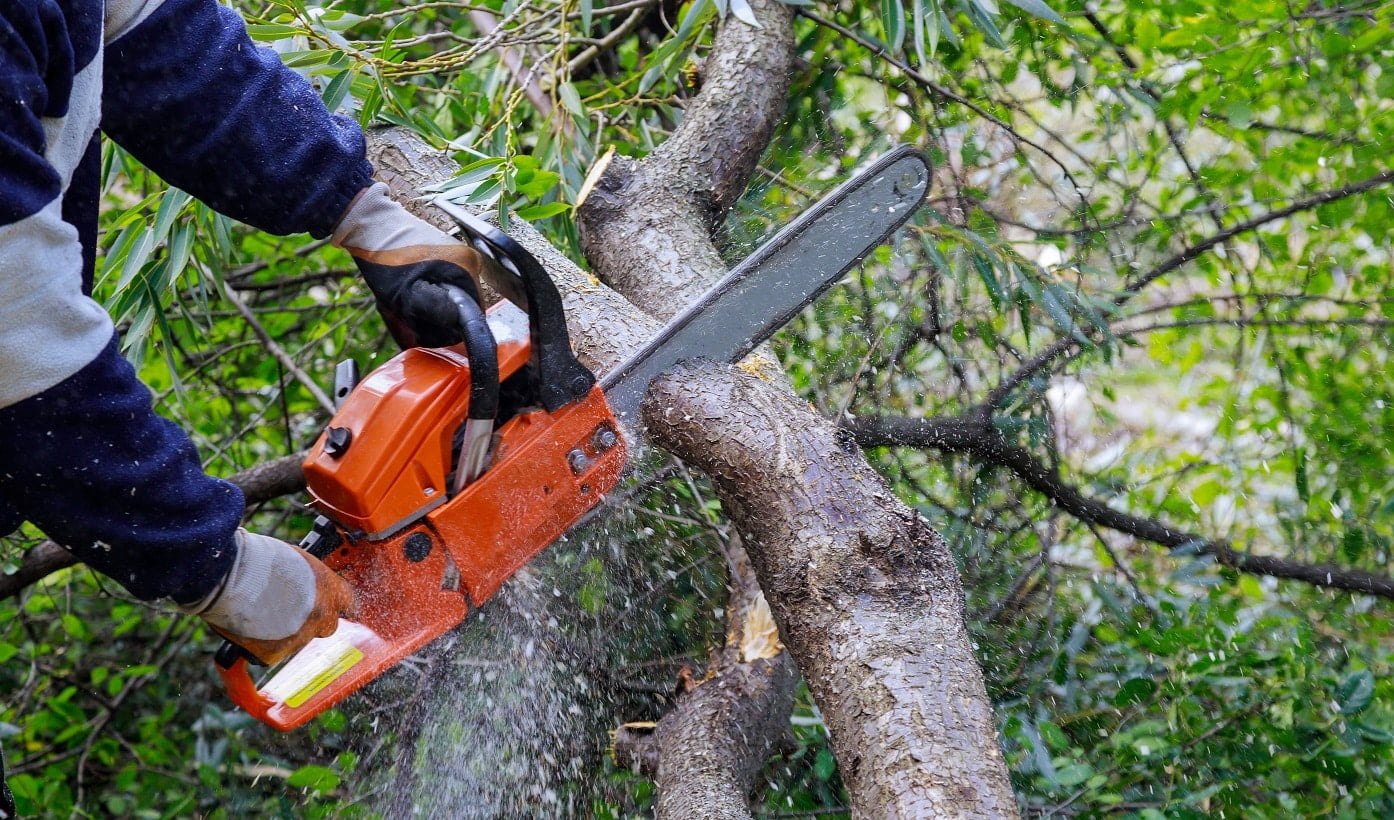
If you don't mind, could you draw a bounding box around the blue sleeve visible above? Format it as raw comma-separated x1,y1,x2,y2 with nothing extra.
101,0,373,238
0,336,244,604
0,2,66,226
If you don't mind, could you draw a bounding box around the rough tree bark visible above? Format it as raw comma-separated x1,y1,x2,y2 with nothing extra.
613,535,799,819
575,0,1017,815
644,369,1015,816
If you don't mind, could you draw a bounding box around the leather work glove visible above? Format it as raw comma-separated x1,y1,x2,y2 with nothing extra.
333,182,488,349
181,530,357,666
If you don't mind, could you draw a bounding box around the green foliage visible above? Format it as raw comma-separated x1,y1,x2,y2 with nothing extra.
6,0,1394,814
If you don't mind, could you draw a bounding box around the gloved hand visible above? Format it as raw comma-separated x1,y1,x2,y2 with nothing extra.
333,182,487,349
181,530,357,666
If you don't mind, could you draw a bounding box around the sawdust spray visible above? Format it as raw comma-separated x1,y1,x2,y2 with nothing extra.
359,449,719,816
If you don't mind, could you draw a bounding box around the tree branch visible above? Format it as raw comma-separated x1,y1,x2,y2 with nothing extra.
983,166,1394,410
577,0,1016,811
646,368,1018,815
577,0,797,314
845,414,1394,600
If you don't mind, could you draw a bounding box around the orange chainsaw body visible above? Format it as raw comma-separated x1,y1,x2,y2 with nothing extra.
218,300,626,730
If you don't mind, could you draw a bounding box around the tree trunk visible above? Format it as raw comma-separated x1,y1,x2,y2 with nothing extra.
644,367,1017,816
573,0,1018,814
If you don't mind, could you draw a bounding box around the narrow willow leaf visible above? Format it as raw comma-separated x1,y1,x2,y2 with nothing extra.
1001,0,1064,24
558,82,585,117
245,23,302,41
321,68,354,113
676,0,715,41
464,178,503,205
118,230,155,295
314,11,364,32
281,49,336,69
881,0,906,53
165,224,193,281
962,0,1007,48
973,255,1004,308
516,202,571,221
150,188,190,245
638,62,665,95
1337,670,1375,715
912,0,929,65
926,0,943,56
581,0,593,35
729,0,759,26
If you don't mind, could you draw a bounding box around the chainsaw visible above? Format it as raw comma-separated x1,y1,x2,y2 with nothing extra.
215,146,931,730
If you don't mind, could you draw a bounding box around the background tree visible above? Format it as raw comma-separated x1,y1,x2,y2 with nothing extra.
4,0,1394,816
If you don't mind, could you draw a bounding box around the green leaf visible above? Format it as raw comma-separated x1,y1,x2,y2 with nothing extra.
813,747,836,780
515,202,571,221
465,178,503,205
881,0,907,53
319,710,348,733
321,68,355,113
515,169,560,199
150,188,189,243
729,0,759,26
287,765,341,792
1337,670,1375,715
1038,720,1069,750
559,83,585,117
912,0,930,64
445,157,506,189
315,10,364,32
245,23,303,41
1001,0,1064,24
1054,761,1093,787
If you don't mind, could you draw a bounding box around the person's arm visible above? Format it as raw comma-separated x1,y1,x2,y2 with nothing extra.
0,5,354,657
102,0,372,237
0,333,354,662
102,0,493,348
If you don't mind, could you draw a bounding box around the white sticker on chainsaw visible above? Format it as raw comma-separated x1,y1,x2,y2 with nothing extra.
261,620,374,708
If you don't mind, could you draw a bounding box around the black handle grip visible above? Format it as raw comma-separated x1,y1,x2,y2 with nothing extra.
433,201,596,412
215,639,252,670
444,284,500,422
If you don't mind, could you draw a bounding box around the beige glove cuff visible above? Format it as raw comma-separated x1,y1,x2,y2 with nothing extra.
331,182,454,254
179,530,315,642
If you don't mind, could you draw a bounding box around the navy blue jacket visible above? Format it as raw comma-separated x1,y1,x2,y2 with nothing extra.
0,0,373,602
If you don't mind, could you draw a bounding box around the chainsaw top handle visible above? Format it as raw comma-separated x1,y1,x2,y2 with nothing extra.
443,284,499,423
433,199,596,412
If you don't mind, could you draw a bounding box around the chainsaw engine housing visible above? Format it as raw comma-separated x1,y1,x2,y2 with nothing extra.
218,299,625,730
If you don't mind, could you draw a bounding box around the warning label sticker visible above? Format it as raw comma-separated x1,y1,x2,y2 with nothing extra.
262,621,371,709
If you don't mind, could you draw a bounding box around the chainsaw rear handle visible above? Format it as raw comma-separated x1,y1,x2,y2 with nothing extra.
432,199,595,412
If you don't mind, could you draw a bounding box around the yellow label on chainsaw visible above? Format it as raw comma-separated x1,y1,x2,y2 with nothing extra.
261,627,368,710
284,646,364,708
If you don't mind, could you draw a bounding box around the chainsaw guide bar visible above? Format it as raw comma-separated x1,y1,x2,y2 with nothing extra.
214,146,931,731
